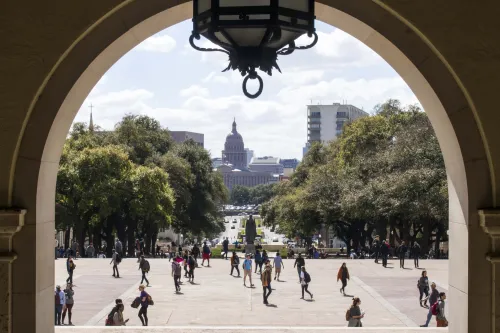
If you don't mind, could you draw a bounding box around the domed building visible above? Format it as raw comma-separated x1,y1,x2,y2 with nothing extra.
222,118,247,170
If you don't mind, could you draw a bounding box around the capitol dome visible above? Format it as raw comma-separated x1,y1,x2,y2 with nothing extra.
222,118,247,170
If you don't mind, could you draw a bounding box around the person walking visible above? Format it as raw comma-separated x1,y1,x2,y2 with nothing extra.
337,262,350,295
112,302,129,326
418,270,430,307
347,297,364,327
187,254,196,282
261,260,272,305
66,256,75,284
273,252,284,281
230,251,240,277
381,240,389,267
55,285,65,326
192,243,200,262
110,249,120,278
412,242,421,268
398,241,408,268
436,292,448,327
372,236,380,263
294,253,305,282
254,249,263,274
262,250,269,266
138,255,150,287
115,239,123,256
137,285,149,326
183,250,189,278
86,243,95,258
171,257,182,293
420,282,439,327
300,266,313,300
61,283,74,325
222,238,229,259
201,242,211,267
243,254,254,287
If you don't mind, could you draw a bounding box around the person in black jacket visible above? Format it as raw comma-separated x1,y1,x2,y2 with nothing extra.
412,242,421,268
398,241,408,268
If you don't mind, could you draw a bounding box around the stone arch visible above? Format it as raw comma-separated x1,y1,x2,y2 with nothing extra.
5,1,495,332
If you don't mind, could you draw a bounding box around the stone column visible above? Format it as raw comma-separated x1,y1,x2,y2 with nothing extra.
0,210,25,333
480,209,500,333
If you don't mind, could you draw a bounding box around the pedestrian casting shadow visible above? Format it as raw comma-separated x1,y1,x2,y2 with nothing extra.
277,280,286,283
232,276,242,278
304,299,314,302
344,294,354,298
403,267,413,270
416,267,426,270
384,266,394,269
266,304,278,308
175,292,184,295
189,282,199,285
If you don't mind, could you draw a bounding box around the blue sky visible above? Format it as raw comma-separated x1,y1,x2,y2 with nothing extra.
75,19,418,159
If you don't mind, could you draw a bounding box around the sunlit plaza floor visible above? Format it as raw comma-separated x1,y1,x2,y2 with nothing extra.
55,257,447,332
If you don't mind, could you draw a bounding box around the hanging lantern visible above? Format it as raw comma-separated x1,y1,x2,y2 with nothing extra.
190,0,317,99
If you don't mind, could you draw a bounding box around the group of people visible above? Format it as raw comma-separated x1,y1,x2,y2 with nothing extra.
371,236,422,269
417,270,448,327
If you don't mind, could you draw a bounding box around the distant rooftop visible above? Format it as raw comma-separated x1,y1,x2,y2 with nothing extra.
250,156,281,165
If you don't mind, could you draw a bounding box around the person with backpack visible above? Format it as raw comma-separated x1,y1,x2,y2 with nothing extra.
115,239,123,256
110,249,121,278
137,285,150,326
243,254,254,287
66,257,75,284
171,258,182,293
294,253,305,282
187,254,196,282
230,251,240,277
201,242,211,267
435,292,448,327
337,262,350,296
347,297,364,327
54,285,65,325
300,266,313,300
112,301,128,326
254,249,263,274
418,270,429,307
138,255,150,287
61,283,74,325
420,282,439,327
261,260,272,305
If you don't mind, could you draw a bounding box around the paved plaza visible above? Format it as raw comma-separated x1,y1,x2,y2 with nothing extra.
55,257,448,332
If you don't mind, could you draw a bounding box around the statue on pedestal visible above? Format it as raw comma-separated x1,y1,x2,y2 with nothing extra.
245,215,257,245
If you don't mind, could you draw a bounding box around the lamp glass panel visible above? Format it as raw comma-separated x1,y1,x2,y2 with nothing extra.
279,0,309,12
265,29,302,49
219,0,270,7
197,0,211,13
225,28,267,47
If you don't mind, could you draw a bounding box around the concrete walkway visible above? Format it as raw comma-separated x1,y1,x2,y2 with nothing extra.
55,257,448,330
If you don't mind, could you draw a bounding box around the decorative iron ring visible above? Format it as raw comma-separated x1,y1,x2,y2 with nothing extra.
242,74,263,99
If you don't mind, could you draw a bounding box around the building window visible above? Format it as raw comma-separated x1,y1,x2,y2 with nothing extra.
337,111,348,118
310,111,321,118
336,121,344,130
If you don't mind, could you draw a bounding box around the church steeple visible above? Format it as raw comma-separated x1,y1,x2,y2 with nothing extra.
232,117,237,133
89,103,94,132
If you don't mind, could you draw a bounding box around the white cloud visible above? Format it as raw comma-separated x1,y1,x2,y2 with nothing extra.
279,68,325,85
202,72,230,84
136,34,177,53
296,29,380,67
180,85,210,98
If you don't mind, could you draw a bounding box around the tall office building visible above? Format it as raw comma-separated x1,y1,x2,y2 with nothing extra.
245,148,254,168
304,103,368,156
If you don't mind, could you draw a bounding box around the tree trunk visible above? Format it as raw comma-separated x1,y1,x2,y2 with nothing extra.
127,224,136,258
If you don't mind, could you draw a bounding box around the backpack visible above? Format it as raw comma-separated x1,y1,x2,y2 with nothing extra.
131,297,140,308
105,307,118,326
147,293,154,306
142,260,150,272
345,307,352,321
55,291,60,305
115,253,122,264
304,272,311,283
431,301,440,316
188,257,195,266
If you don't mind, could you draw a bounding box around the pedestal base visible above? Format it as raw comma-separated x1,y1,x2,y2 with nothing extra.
245,244,256,256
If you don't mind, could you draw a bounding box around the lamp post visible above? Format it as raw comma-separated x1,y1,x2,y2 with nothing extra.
190,0,317,99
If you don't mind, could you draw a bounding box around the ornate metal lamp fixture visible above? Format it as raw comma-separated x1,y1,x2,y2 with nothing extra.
190,0,317,99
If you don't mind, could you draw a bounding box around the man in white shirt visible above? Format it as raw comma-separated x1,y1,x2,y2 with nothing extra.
55,285,65,325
